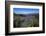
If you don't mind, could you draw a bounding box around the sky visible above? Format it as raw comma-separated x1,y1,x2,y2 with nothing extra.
13,8,39,14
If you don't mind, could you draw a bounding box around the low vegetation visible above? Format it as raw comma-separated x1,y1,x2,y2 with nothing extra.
13,13,39,27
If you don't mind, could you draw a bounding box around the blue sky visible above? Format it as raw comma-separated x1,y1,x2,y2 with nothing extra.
13,8,39,14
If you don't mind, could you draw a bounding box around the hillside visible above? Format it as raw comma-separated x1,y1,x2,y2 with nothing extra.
13,13,39,27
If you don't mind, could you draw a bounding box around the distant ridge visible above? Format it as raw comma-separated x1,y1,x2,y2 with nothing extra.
14,13,39,17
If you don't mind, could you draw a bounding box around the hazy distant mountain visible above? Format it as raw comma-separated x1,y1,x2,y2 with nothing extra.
14,13,39,17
